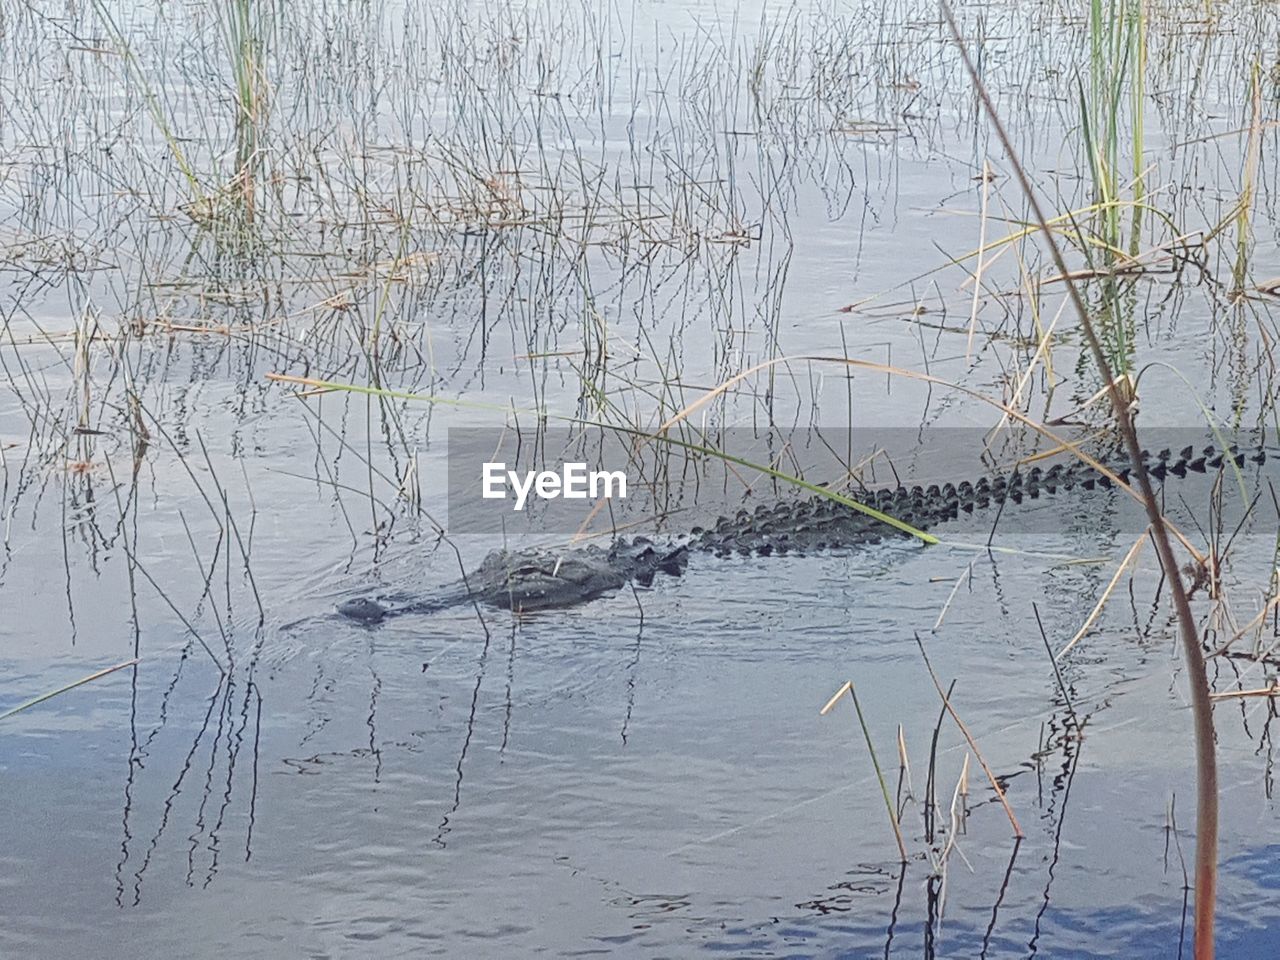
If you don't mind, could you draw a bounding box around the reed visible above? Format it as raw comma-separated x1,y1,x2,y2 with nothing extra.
216,0,274,225
1080,0,1147,375
821,681,909,863
3,1,1280,951
943,3,1220,953
0,659,139,723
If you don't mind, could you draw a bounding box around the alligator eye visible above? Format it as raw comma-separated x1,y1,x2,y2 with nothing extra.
512,565,547,577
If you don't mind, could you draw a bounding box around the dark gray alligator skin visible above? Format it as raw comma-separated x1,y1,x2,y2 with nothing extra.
339,444,1266,623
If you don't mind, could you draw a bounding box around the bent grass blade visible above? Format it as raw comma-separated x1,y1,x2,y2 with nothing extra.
0,659,139,724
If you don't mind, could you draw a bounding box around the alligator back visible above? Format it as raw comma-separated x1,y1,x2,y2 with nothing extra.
339,443,1265,619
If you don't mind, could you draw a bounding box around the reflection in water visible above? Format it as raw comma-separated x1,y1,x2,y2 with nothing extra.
621,612,644,746
979,839,1021,960
1027,711,1082,958
885,865,906,958
113,627,266,906
435,615,493,849
127,673,224,906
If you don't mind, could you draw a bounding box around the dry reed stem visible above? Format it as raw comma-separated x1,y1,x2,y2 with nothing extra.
1208,683,1280,702
0,658,139,722
984,298,1067,445
897,724,914,802
965,159,991,359
1209,595,1280,658
940,752,971,871
1055,526,1150,661
932,559,975,633
914,635,1023,838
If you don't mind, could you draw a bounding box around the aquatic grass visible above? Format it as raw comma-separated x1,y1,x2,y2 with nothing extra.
1197,65,1265,298
0,658,138,723
653,355,1183,527
72,305,99,437
264,372,545,417
1232,62,1263,296
1076,0,1149,376
3,1,1280,948
270,369,941,542
944,198,1175,277
1209,594,1280,659
936,752,971,888
86,0,204,204
1084,0,1146,251
267,353,1210,564
896,724,914,811
922,680,953,848
821,680,909,862
964,161,993,359
214,0,274,226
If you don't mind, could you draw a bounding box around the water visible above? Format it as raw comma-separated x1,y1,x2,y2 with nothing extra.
2,0,1280,956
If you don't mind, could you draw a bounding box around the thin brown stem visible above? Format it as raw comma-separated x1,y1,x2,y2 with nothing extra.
914,636,1023,839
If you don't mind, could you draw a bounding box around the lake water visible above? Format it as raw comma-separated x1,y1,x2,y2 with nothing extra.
3,0,1280,956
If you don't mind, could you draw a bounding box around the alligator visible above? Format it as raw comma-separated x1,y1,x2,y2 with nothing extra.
338,443,1267,623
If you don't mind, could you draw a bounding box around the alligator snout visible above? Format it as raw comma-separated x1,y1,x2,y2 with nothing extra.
338,597,390,623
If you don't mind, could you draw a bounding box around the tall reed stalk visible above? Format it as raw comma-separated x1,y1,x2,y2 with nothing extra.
942,4,1219,956
1081,0,1146,374
217,0,273,225
1233,62,1262,295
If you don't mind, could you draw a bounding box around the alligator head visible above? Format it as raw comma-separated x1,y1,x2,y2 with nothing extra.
337,596,393,624
338,540,689,622
471,540,687,610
